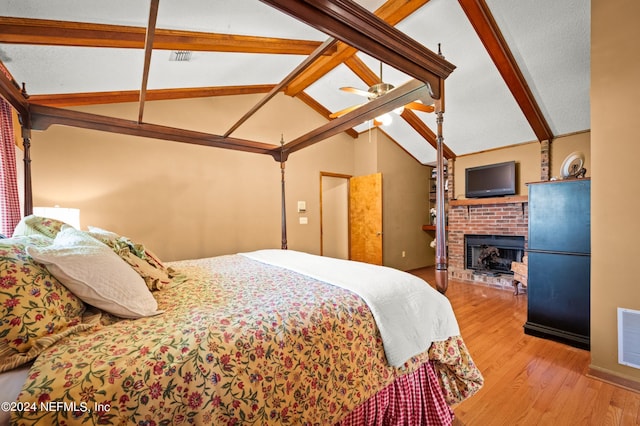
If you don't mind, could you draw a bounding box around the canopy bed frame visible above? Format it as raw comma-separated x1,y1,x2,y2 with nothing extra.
0,0,453,294
0,3,482,424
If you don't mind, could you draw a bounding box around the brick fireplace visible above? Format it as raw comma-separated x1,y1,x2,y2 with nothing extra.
447,196,529,289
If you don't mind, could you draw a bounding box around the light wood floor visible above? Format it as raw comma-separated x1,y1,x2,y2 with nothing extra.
410,267,640,426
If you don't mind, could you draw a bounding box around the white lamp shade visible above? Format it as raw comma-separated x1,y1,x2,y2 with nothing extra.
33,206,81,229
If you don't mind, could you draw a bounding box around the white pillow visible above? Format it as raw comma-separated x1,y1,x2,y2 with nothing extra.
26,226,162,319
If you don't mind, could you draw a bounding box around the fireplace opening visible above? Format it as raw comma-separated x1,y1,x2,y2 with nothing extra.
465,234,525,275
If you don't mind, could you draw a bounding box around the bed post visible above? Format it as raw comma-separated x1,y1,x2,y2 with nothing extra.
280,136,287,250
21,126,33,216
19,82,33,216
434,83,448,294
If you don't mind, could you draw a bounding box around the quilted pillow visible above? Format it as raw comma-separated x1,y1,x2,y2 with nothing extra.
12,215,68,239
27,227,162,319
86,226,176,291
0,235,91,372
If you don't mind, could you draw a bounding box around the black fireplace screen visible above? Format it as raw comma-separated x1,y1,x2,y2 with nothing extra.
465,234,525,274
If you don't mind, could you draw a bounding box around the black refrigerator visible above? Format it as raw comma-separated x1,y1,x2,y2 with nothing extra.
524,179,591,349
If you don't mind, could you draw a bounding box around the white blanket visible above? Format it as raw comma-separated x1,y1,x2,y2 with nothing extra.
239,249,460,367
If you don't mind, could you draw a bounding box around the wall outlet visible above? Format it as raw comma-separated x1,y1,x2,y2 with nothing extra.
402,251,406,258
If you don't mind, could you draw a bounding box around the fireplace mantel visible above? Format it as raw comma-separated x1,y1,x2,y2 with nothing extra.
450,195,528,206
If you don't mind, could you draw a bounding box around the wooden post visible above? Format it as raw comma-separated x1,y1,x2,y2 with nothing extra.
434,85,448,294
21,126,32,216
280,136,287,250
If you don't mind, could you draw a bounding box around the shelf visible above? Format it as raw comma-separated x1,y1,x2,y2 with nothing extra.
422,225,449,232
449,195,528,207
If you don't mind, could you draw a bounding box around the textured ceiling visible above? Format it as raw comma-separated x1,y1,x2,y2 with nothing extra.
0,0,590,164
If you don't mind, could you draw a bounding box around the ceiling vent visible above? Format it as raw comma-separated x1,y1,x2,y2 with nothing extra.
618,307,640,369
169,51,192,62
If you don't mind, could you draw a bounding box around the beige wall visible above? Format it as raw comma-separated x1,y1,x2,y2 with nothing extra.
453,132,590,199
353,129,379,177
27,93,433,271
29,94,355,261
590,0,640,384
375,131,432,270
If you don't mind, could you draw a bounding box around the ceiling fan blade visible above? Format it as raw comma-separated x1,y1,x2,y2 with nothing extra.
405,101,435,113
329,103,365,118
340,86,375,98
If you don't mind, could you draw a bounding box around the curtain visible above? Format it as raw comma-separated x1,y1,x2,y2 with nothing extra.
0,97,21,237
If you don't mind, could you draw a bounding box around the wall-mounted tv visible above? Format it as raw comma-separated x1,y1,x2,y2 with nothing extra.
465,161,516,198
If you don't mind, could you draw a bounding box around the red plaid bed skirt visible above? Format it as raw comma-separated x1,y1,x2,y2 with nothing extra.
337,360,454,426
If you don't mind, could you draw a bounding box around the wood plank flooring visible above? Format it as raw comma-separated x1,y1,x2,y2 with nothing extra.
409,267,640,426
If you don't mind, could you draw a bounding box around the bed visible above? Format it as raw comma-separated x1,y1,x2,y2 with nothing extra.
0,1,479,423
1,216,482,425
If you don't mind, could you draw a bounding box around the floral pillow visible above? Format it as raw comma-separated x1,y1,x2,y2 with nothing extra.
85,226,177,291
0,235,93,372
12,215,68,239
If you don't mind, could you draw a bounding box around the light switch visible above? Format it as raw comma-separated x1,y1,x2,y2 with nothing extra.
299,217,308,225
297,201,306,213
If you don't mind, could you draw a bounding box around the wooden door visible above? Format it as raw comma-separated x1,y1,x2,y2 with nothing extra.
349,172,383,265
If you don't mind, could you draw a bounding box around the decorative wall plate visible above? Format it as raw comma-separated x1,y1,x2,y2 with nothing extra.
560,151,585,178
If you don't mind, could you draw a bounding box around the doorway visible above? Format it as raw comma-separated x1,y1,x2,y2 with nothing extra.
320,173,350,260
320,172,383,265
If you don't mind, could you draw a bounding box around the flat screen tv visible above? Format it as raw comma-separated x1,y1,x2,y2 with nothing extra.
465,161,516,198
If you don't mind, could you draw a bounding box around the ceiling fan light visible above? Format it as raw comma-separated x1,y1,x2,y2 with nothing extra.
376,113,393,126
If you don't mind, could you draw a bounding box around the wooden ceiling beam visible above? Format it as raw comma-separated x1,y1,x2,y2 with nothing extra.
284,43,353,96
343,55,380,86
0,17,335,55
458,0,553,142
27,85,275,107
29,104,282,159
224,38,338,137
282,79,429,158
275,0,437,96
6,1,456,163
294,91,358,138
346,55,456,159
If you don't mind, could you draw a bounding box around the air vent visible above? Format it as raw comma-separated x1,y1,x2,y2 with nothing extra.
169,51,192,62
618,308,640,369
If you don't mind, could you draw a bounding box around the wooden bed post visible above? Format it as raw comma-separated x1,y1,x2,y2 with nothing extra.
434,81,448,294
21,126,33,216
280,136,287,250
19,82,33,216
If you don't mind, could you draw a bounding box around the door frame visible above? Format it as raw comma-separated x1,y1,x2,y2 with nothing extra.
319,172,351,258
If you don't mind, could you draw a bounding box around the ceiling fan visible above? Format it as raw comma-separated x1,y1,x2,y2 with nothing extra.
329,63,435,124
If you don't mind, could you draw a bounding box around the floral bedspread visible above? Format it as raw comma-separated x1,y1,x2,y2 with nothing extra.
12,255,482,425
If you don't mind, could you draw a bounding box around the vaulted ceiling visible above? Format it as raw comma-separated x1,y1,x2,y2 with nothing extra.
0,0,590,164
